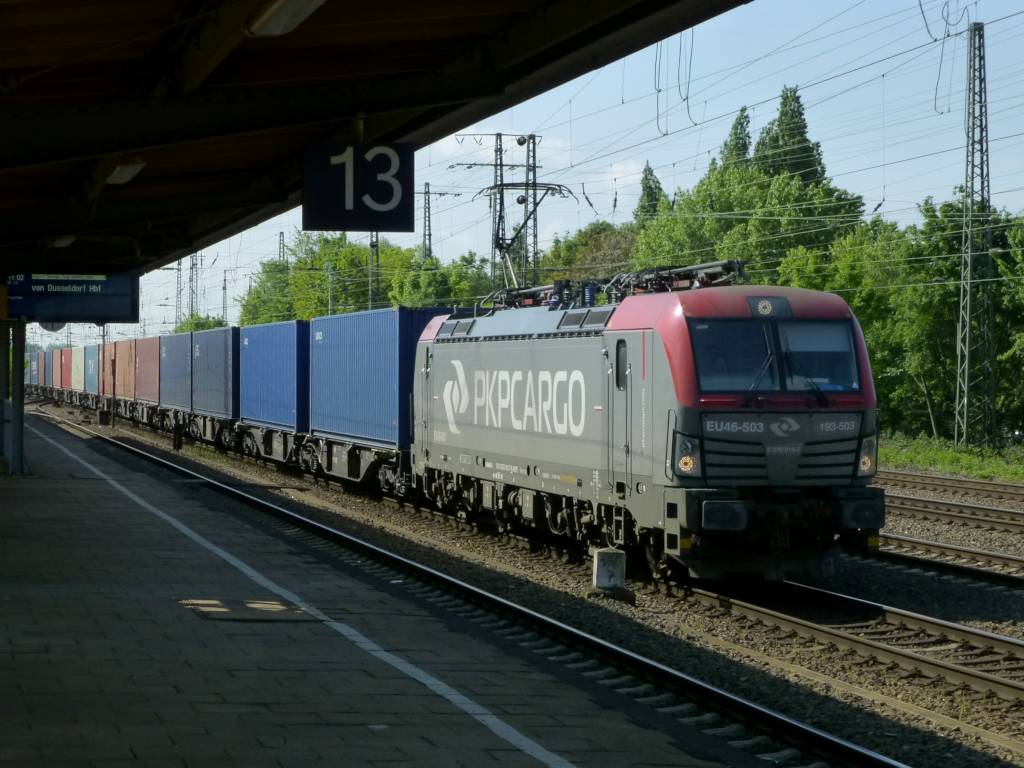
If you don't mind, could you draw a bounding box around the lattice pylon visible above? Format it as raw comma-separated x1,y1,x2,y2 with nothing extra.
954,22,996,447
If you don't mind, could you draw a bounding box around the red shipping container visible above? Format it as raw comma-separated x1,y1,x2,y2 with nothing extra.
52,349,62,390
135,337,160,404
101,343,115,395
61,349,72,389
114,340,136,400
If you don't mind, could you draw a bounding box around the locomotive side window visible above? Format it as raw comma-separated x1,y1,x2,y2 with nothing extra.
616,340,627,390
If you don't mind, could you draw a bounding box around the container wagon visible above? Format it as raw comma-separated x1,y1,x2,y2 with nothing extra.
51,349,62,396
189,327,239,444
238,320,309,462
101,343,115,398
132,337,161,423
71,346,85,395
83,345,100,406
60,348,72,392
302,308,441,486
112,340,136,416
159,332,192,424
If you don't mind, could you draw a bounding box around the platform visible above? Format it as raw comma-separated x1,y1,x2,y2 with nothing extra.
0,415,769,767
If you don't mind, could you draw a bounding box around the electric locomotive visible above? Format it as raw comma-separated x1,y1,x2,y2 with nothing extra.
414,261,884,580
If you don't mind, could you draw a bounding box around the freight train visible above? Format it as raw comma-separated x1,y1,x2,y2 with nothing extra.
27,261,884,580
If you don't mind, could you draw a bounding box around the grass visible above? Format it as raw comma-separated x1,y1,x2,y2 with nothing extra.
880,433,1024,483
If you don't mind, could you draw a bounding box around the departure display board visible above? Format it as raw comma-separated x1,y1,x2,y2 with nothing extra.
6,273,140,323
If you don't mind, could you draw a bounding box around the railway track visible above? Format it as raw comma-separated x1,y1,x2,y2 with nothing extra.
876,533,1024,584
877,469,1024,503
704,582,1024,704
885,493,1024,534
40,412,906,768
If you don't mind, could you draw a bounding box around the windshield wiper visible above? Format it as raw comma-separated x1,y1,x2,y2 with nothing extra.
747,325,774,394
783,348,828,407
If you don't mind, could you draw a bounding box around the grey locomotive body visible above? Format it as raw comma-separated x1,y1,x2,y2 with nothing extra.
414,286,884,580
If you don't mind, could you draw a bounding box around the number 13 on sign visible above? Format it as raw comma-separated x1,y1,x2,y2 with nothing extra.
329,146,402,212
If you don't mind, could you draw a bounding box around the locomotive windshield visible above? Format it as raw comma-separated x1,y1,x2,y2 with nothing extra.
690,319,859,393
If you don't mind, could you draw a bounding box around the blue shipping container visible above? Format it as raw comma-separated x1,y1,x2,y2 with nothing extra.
84,345,99,394
310,308,442,448
29,356,38,385
192,327,239,419
159,332,192,411
240,321,309,432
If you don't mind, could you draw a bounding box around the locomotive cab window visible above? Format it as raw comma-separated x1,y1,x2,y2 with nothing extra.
615,340,627,390
690,320,777,392
777,321,859,392
689,319,859,393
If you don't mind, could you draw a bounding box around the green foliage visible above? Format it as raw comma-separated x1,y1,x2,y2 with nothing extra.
173,314,226,333
720,107,751,169
389,251,493,308
237,231,417,324
632,159,861,276
239,259,293,326
881,433,1024,482
634,162,668,224
753,86,825,185
542,221,636,281
237,231,491,323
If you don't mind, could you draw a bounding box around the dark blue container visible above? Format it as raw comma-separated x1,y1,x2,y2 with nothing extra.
29,355,38,385
240,321,309,432
192,327,239,419
84,345,99,395
310,308,442,448
159,332,192,411
44,350,52,387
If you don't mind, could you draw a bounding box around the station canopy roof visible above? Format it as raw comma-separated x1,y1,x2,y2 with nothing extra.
0,0,743,275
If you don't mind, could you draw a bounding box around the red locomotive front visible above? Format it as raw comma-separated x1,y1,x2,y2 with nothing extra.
610,283,884,579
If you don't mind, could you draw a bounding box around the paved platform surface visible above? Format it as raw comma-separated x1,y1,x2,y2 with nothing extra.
0,415,762,767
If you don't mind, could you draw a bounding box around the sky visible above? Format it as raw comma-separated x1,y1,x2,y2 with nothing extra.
29,0,1024,350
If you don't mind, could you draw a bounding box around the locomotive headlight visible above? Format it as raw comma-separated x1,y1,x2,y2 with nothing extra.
857,435,877,476
674,434,702,477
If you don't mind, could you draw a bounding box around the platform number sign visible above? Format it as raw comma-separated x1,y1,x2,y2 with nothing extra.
303,142,415,232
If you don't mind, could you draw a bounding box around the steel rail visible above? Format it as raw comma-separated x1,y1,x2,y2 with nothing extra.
37,412,907,768
692,583,1024,703
877,469,1024,502
877,533,1024,585
886,494,1024,533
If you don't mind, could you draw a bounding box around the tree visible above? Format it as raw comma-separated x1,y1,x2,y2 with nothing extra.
445,251,494,305
633,162,668,224
632,88,860,275
753,86,825,185
390,250,494,308
720,107,751,168
542,221,637,281
173,314,226,333
238,259,293,326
